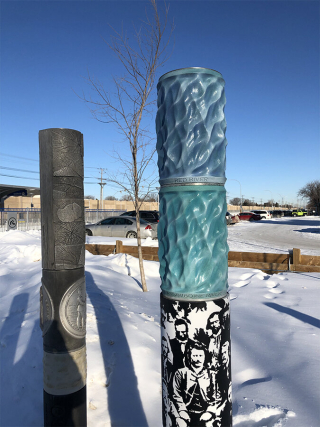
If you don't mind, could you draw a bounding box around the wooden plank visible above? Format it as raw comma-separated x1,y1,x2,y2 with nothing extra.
290,264,320,273
85,244,115,256
300,254,320,267
228,260,288,271
228,251,289,264
121,245,159,255
121,246,139,254
141,247,159,255
142,254,158,261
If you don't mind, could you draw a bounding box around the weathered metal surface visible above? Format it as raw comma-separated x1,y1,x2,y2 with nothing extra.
40,128,85,270
39,128,87,427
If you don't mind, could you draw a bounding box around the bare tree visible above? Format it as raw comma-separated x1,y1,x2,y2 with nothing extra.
143,192,158,202
81,0,173,291
84,195,95,200
229,197,241,206
298,180,320,213
263,200,274,208
104,195,118,201
242,198,254,206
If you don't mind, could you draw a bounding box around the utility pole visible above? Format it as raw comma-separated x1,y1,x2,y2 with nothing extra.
98,168,106,210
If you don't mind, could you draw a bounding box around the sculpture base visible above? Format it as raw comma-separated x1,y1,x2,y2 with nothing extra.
160,293,232,427
44,386,86,427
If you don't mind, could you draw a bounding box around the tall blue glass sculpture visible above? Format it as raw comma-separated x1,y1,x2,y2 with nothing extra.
157,68,231,427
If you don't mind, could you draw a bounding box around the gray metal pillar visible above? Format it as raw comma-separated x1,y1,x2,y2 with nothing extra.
156,68,232,427
39,128,87,427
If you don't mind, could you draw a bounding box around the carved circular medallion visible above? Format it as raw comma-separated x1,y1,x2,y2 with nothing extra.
60,277,86,338
40,284,54,336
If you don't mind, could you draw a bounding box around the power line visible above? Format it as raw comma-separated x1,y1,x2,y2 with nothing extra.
1,152,107,169
0,152,38,162
0,173,40,181
0,166,98,180
0,166,39,174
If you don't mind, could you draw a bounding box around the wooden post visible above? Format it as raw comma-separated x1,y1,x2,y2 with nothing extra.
116,240,123,254
293,248,301,268
39,128,87,427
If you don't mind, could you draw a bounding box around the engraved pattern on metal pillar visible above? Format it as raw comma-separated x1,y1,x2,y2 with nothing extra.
40,284,54,336
51,129,85,270
59,277,86,339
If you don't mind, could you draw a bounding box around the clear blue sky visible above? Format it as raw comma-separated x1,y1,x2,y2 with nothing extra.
1,0,319,206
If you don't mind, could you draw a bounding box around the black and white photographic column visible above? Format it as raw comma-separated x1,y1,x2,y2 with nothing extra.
39,128,87,427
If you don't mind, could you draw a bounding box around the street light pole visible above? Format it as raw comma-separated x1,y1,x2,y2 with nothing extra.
277,193,283,208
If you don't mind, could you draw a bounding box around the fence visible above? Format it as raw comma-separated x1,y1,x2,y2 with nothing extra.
0,209,42,232
85,242,320,273
0,209,127,232
85,209,126,224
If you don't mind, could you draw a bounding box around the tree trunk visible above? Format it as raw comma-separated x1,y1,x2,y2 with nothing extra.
135,204,148,292
133,147,148,292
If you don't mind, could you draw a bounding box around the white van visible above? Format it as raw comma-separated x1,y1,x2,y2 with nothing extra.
252,210,271,219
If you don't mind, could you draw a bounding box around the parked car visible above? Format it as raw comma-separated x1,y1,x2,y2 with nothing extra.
85,216,157,239
307,209,317,216
230,214,240,224
252,210,272,220
120,210,160,223
238,212,262,221
291,209,307,217
284,210,293,217
226,212,232,225
270,210,283,218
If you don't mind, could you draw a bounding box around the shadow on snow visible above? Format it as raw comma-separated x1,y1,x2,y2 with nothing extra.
263,302,320,328
85,271,148,426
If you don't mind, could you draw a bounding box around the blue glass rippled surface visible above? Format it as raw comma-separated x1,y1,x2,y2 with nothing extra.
156,69,227,182
158,186,228,299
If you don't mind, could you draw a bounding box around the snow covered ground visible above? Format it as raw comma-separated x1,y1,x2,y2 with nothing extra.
227,217,320,255
0,221,319,427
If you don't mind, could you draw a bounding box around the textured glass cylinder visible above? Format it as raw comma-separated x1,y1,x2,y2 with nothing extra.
156,68,227,186
158,185,228,299
156,68,228,300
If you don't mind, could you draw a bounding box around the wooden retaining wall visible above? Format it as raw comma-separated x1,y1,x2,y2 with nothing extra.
85,242,320,273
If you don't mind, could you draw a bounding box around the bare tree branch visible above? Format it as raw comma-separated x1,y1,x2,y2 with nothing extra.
78,0,173,292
